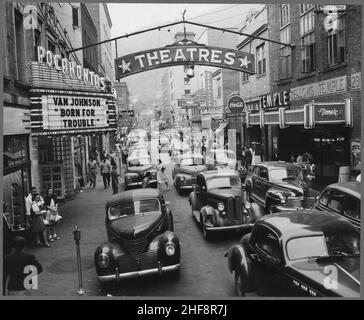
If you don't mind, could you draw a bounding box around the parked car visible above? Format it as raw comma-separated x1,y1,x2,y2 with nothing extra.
124,154,157,190
245,161,319,214
226,210,360,297
170,141,192,159
94,189,180,284
172,153,208,194
189,170,264,240
315,182,360,230
205,149,237,170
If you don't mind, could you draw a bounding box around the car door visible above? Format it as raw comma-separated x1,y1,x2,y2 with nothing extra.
195,175,207,207
249,225,286,296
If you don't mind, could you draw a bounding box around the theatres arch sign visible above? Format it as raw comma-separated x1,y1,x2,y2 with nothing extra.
115,42,255,79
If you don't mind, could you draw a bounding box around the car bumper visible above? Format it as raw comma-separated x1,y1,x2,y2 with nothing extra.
98,263,180,283
125,179,157,187
205,224,254,232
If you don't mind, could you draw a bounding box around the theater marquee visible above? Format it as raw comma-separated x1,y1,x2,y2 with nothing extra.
115,44,255,79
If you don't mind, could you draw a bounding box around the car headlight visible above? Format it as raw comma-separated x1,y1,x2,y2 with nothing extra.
217,203,225,211
277,193,287,204
165,242,176,256
97,253,109,269
178,176,185,182
244,202,252,209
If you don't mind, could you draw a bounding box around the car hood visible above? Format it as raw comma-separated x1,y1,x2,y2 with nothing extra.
208,188,242,198
176,165,207,175
290,257,360,297
108,214,161,239
127,165,154,174
271,178,307,196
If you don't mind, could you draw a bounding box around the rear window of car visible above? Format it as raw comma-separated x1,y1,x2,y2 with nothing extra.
206,175,240,189
180,157,204,166
108,199,161,220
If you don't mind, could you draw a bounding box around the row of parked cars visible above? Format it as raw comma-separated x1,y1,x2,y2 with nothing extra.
94,138,360,297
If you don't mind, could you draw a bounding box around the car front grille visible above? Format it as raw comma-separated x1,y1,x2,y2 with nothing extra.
285,197,303,208
116,250,158,272
121,237,149,255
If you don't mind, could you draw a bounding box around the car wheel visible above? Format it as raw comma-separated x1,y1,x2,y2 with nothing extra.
201,221,211,241
234,271,245,297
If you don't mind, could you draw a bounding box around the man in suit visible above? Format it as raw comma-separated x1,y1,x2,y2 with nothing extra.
3,236,43,296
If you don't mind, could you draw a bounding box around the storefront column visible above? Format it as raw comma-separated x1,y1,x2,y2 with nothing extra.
30,136,41,189
62,136,75,198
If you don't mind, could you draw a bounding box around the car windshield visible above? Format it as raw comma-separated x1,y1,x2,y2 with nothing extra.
286,232,360,261
269,166,303,181
206,175,241,189
128,157,151,167
108,199,161,220
180,157,204,166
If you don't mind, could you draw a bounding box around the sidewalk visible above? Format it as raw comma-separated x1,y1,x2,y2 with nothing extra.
23,175,124,296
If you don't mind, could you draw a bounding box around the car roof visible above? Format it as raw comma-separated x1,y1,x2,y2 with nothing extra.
324,182,361,199
106,189,163,207
199,170,239,178
258,210,358,240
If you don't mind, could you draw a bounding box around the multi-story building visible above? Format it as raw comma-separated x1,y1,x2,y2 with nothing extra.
81,3,98,73
237,4,280,161
85,3,113,81
241,4,361,184
3,2,117,233
113,81,130,112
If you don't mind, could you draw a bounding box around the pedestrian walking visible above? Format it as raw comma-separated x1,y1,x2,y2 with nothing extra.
157,166,169,194
44,188,61,242
88,157,98,188
110,157,119,195
142,172,152,188
3,236,43,296
99,157,111,188
244,145,253,170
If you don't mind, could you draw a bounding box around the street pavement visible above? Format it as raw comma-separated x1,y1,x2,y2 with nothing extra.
24,155,247,297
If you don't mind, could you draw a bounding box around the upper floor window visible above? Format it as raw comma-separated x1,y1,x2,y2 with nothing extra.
300,4,314,14
217,77,222,98
327,14,346,66
256,43,266,76
241,72,249,83
300,7,315,73
280,4,290,27
14,9,26,81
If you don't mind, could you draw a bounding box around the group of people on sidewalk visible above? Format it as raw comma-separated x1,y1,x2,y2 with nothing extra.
87,153,120,195
24,186,62,248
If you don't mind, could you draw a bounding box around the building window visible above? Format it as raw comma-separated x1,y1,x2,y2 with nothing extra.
256,43,266,76
300,4,314,14
14,9,26,81
184,77,190,85
279,5,292,79
184,89,191,95
280,4,290,27
48,39,56,53
72,7,79,27
4,14,9,76
327,15,346,66
241,72,249,83
300,7,315,73
217,77,222,98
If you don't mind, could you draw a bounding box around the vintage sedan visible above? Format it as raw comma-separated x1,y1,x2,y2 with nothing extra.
226,210,360,297
124,154,157,190
189,170,264,240
315,182,361,230
205,149,237,170
94,189,180,283
172,153,208,194
245,161,318,214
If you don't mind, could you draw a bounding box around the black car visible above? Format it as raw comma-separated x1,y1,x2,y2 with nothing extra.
315,182,361,230
94,189,180,283
245,161,318,214
226,210,360,297
189,170,264,240
124,153,157,190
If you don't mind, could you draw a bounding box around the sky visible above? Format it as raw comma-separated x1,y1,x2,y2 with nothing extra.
107,3,262,108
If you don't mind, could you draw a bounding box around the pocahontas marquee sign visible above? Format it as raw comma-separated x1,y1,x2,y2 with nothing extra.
115,43,255,79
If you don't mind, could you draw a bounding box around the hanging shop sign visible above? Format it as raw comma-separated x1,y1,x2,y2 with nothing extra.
351,72,361,91
260,90,290,112
115,44,255,79
290,76,347,101
225,94,245,118
31,46,107,91
314,103,346,123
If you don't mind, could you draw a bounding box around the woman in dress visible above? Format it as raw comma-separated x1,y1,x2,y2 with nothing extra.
157,166,169,194
44,188,61,242
31,194,50,247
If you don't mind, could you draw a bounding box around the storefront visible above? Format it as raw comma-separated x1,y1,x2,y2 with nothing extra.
28,46,117,199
